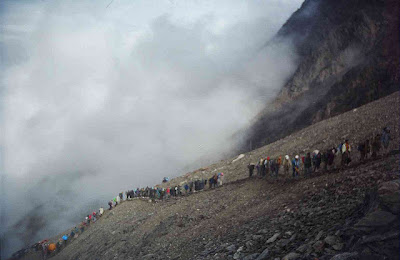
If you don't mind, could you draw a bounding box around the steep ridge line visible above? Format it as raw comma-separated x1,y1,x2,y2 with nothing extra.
10,93,399,259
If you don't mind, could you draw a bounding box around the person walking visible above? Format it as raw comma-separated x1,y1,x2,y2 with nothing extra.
381,127,391,153
218,173,224,186
372,134,381,158
283,155,291,176
304,153,312,177
248,163,255,177
358,141,366,162
292,155,301,178
341,140,351,167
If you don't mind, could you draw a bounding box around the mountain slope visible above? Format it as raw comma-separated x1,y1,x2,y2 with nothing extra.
14,91,399,260
242,0,399,150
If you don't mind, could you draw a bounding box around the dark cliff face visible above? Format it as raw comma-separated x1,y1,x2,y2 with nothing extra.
241,0,399,151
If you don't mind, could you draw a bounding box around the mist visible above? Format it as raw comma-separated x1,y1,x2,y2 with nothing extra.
0,0,302,257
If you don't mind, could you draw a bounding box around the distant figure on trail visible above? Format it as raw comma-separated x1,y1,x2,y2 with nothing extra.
381,127,391,152
283,155,291,175
248,163,255,177
372,134,381,158
57,239,63,252
108,200,113,210
99,207,104,216
119,192,123,201
256,161,260,176
365,139,371,159
304,153,312,176
260,158,266,177
62,234,68,245
213,174,218,188
218,172,224,186
276,156,282,176
341,140,351,167
327,148,336,170
312,151,321,172
292,155,300,178
322,151,328,171
265,157,271,176
358,141,366,161
270,159,278,178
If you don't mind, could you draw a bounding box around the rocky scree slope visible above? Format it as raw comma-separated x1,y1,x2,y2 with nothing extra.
242,0,399,151
46,92,400,260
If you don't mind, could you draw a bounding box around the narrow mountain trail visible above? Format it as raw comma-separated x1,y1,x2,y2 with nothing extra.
15,92,399,260
52,153,399,260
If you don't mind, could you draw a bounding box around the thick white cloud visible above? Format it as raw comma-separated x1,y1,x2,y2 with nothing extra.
0,0,302,257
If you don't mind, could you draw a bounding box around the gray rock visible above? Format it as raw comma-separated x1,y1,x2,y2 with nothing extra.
313,240,325,253
226,244,236,253
257,229,269,234
296,244,309,253
325,235,339,246
324,235,343,250
255,248,269,260
266,233,281,243
330,252,359,260
332,242,344,251
277,238,290,248
355,210,396,229
246,240,254,250
233,252,244,260
315,231,324,240
361,230,400,244
243,253,260,260
233,245,244,259
200,249,213,257
142,254,155,260
285,231,293,236
282,252,301,260
252,235,264,241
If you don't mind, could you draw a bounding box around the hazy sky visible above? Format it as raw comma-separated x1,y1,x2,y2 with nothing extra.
0,0,303,257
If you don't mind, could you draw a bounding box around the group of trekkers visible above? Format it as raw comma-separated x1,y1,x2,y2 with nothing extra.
29,173,226,258
247,127,392,179
119,172,224,203
13,127,391,260
19,207,106,259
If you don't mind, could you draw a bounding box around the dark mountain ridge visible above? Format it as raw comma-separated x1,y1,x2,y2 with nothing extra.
241,0,399,151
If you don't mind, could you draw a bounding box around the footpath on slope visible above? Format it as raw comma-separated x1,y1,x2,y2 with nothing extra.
51,153,399,260
12,91,399,260
159,91,399,188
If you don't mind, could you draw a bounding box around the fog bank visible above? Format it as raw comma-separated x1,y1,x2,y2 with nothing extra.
0,0,302,257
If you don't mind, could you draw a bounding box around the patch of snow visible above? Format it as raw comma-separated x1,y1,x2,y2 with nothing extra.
232,154,245,163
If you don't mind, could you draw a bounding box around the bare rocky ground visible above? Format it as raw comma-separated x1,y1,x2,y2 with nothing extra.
13,92,399,260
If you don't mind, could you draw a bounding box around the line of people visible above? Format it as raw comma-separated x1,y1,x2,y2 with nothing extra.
247,127,391,179
16,207,107,260
119,173,224,204
13,127,391,260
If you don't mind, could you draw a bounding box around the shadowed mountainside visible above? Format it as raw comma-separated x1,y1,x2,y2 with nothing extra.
241,0,399,151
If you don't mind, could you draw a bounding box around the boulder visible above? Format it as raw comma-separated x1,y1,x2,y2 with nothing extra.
315,231,324,240
226,244,236,253
296,244,310,253
243,253,260,260
355,210,397,230
252,235,264,241
282,252,301,260
313,240,325,253
330,252,359,260
266,233,280,243
324,235,340,246
255,248,269,260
